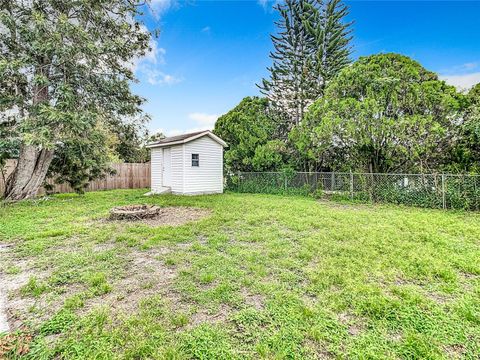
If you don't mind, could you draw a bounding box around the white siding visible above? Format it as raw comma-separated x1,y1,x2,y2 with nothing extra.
170,144,184,193
151,148,163,191
182,136,223,194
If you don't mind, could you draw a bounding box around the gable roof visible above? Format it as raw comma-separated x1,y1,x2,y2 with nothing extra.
146,130,227,148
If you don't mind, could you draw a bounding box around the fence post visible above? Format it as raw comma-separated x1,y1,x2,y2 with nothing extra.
350,172,354,199
441,174,446,209
284,174,288,191
331,172,335,192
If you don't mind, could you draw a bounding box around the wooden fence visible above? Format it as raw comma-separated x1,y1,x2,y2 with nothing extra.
0,160,151,196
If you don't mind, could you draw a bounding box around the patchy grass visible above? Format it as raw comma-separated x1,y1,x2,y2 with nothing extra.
0,189,479,359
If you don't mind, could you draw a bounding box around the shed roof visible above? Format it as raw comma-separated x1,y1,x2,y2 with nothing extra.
146,130,227,148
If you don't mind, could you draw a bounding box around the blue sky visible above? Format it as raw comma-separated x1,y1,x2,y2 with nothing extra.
133,0,480,136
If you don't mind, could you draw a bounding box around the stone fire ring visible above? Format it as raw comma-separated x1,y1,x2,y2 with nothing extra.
109,205,162,221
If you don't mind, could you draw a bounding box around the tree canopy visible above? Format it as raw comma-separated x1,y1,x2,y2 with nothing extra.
213,97,286,172
448,83,480,172
0,0,152,199
290,53,465,173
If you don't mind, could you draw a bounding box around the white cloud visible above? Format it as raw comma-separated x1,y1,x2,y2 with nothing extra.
158,113,219,136
150,0,178,18
440,72,480,91
188,113,219,127
151,114,220,139
130,26,182,87
145,68,182,85
201,26,211,33
145,40,166,65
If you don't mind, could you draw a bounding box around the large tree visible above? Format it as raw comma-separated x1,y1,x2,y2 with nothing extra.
259,0,313,133
259,0,352,136
0,0,152,200
291,53,465,173
448,83,480,172
213,97,282,172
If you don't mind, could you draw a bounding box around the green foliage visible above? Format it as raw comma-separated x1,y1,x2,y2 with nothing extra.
0,118,20,183
47,123,116,194
112,122,150,163
259,0,315,129
214,97,277,172
180,324,236,359
291,53,465,173
448,83,480,172
40,310,77,335
0,119,19,162
20,276,48,298
0,0,152,196
259,0,353,131
303,0,353,94
252,140,288,171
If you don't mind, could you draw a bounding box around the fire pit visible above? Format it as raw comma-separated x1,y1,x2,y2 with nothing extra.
109,205,162,221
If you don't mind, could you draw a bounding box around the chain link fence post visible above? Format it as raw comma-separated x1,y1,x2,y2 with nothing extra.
441,174,446,209
350,172,354,199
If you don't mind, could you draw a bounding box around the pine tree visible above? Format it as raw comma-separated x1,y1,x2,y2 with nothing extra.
259,0,353,135
259,0,314,136
305,0,353,96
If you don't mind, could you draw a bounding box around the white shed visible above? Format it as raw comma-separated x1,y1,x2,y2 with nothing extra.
146,130,227,195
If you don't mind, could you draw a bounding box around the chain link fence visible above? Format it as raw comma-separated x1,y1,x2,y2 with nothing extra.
226,172,480,211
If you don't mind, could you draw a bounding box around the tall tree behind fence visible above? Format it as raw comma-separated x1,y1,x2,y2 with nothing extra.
1,160,150,197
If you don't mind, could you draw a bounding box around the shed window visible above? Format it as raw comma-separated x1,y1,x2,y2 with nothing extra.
191,154,199,167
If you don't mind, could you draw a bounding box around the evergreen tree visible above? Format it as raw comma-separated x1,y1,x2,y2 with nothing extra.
259,0,352,135
259,0,314,136
304,0,353,96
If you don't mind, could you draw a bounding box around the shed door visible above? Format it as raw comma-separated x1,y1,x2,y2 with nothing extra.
162,147,172,187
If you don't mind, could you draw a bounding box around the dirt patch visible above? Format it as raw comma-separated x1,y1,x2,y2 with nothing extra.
241,288,265,310
424,291,452,304
388,331,403,342
443,344,466,359
337,312,363,336
304,339,335,359
188,304,231,328
109,206,212,227
0,244,52,332
81,247,177,314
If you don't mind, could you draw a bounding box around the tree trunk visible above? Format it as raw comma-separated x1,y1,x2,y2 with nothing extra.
4,145,54,201
3,58,53,201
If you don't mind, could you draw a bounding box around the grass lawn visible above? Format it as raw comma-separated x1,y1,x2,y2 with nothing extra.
0,190,479,359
